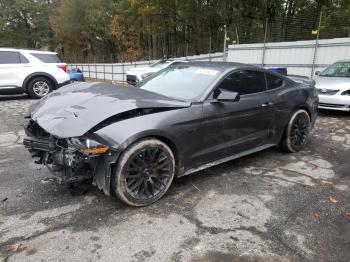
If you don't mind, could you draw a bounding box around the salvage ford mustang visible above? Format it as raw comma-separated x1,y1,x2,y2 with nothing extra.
23,62,318,206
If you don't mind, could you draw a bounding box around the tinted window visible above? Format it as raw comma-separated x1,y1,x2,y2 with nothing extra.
138,65,219,100
266,73,284,90
30,53,61,63
0,51,21,64
217,70,266,95
19,53,29,63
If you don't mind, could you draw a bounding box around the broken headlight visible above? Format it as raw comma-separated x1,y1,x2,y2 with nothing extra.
69,138,109,154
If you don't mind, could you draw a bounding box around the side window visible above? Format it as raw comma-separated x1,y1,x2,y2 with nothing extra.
30,53,61,63
266,73,284,90
216,70,266,95
0,51,21,64
19,53,29,63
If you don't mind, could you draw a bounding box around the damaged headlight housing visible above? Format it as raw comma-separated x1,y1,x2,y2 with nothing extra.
69,138,109,154
341,90,350,96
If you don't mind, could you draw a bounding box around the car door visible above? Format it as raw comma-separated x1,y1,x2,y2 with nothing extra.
0,51,29,89
198,70,274,164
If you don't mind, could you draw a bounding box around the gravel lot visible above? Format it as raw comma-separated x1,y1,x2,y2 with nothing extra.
0,94,349,262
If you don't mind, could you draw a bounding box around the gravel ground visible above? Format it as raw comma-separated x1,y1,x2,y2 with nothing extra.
0,94,349,262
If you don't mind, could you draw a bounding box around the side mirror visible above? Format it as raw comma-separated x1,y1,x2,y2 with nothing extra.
315,71,320,76
216,90,240,102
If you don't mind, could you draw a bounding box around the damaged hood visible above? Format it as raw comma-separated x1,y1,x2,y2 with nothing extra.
30,82,190,138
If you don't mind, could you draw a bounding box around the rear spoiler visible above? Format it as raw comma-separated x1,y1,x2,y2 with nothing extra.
287,75,316,87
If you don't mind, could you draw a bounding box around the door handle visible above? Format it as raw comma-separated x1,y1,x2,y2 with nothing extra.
261,102,273,107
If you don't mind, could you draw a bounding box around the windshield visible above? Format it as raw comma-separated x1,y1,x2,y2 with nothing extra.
136,65,220,100
320,62,350,77
150,60,172,68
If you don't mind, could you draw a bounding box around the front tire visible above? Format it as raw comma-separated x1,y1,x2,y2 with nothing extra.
113,138,175,206
279,109,311,152
27,77,53,99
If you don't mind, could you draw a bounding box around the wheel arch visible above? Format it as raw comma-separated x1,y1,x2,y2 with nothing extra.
23,72,58,92
297,105,312,120
277,105,312,146
111,131,182,177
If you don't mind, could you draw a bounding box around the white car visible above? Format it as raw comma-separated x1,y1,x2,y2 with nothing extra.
315,60,350,111
0,48,71,98
126,59,187,85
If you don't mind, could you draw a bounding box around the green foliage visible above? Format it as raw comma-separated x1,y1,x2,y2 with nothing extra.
0,0,54,49
1,0,350,62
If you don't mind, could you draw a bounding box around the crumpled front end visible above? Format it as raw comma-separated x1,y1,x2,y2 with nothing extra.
23,119,120,195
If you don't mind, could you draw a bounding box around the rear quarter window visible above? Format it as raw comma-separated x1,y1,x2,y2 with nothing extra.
266,73,285,90
30,53,62,63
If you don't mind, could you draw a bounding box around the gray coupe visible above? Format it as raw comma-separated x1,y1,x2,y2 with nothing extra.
23,62,318,206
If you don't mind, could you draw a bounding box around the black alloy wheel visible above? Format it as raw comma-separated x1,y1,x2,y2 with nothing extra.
280,109,311,152
290,112,310,147
125,147,172,200
113,139,175,206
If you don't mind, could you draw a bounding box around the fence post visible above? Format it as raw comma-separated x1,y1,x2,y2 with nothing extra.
122,64,125,82
88,64,91,79
261,18,268,67
223,24,227,62
95,64,97,80
311,11,323,78
103,64,106,81
112,64,114,83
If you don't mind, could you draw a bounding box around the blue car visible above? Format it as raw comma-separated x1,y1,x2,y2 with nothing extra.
68,68,85,82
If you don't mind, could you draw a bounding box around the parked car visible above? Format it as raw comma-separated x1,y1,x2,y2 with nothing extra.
68,68,85,82
23,62,318,206
315,60,350,111
126,59,187,85
0,48,70,98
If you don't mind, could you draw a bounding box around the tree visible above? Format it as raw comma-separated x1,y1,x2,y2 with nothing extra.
0,0,54,49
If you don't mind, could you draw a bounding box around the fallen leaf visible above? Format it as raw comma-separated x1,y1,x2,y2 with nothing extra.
5,244,22,252
152,208,161,215
344,213,350,220
329,196,338,204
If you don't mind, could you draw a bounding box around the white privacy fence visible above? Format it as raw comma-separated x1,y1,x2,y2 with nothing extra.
68,37,350,81
227,37,350,77
68,53,224,82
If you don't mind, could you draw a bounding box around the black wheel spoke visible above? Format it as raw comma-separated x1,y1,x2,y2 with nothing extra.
125,172,141,179
290,113,310,147
124,145,173,200
129,178,143,192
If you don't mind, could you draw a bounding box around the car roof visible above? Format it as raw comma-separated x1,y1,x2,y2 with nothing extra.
0,47,57,54
174,61,260,72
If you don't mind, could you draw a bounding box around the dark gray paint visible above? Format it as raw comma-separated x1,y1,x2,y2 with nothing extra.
24,62,319,195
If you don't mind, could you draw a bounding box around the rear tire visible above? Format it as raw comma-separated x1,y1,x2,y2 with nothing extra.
279,109,311,153
113,138,175,206
27,77,53,99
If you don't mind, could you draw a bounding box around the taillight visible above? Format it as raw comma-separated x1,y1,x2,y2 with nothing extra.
57,65,67,72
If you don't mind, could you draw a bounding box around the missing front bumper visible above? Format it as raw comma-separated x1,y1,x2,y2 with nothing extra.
23,135,120,196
